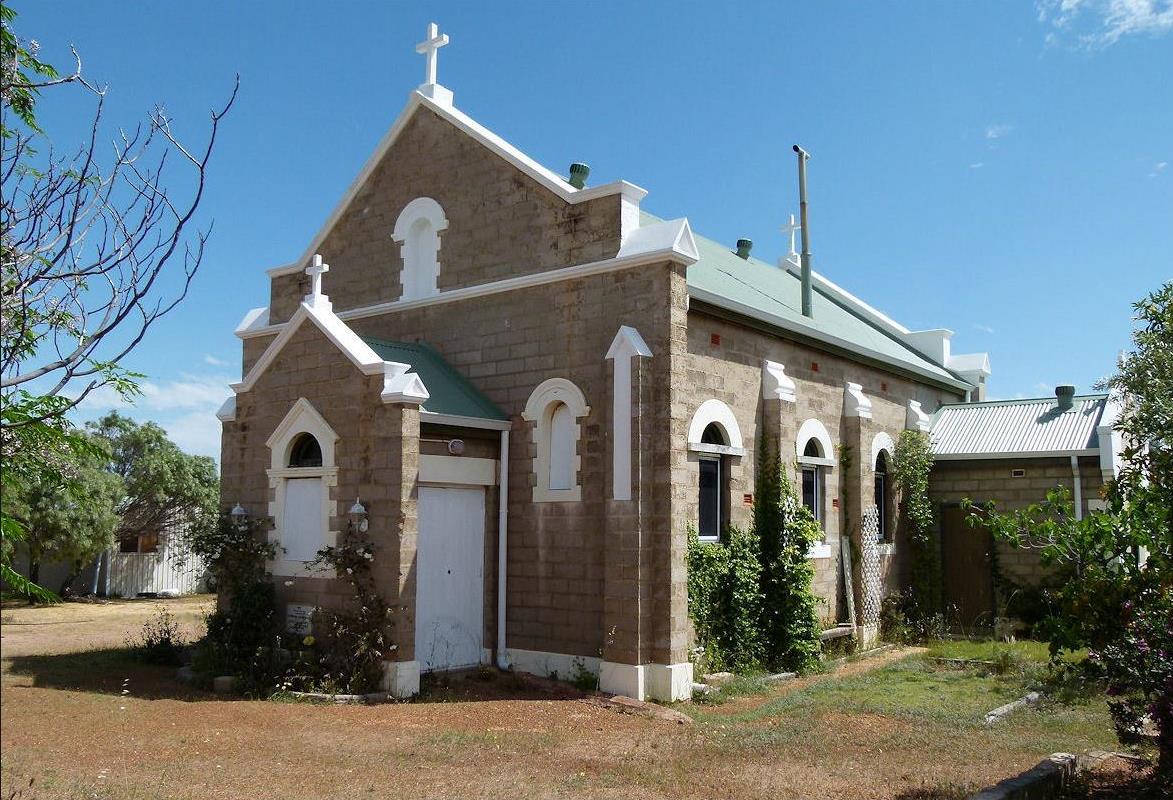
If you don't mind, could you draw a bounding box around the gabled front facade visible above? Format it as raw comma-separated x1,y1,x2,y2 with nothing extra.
219,28,988,701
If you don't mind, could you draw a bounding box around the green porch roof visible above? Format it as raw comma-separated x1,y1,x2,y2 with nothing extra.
362,337,508,422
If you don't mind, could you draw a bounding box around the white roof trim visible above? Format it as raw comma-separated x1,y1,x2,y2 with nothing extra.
617,217,697,262
232,299,428,406
240,243,699,340
266,90,648,279
689,285,972,393
216,396,236,423
420,411,512,431
235,307,271,336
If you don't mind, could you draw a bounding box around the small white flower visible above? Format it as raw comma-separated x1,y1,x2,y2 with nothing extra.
283,580,294,587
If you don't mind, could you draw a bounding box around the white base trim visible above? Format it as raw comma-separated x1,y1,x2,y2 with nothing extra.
506,648,599,680
381,659,420,698
645,662,694,702
599,661,644,699
855,624,880,651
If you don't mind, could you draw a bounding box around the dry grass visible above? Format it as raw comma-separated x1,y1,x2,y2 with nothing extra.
0,600,1119,799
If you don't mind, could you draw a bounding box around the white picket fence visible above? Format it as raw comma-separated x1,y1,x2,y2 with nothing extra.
100,550,206,597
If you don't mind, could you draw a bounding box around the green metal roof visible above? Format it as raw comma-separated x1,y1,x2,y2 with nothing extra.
362,337,508,421
651,212,971,391
931,394,1109,456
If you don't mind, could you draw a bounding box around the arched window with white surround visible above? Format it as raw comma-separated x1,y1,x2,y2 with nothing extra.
392,197,448,301
688,399,745,542
266,398,339,576
796,418,835,543
870,431,896,545
523,378,589,502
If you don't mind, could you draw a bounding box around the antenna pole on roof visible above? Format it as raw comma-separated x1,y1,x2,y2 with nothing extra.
793,144,813,318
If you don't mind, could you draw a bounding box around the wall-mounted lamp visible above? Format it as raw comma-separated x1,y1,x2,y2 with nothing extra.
348,498,368,532
230,503,248,524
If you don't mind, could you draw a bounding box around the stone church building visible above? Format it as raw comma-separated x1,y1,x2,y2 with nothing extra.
218,25,994,701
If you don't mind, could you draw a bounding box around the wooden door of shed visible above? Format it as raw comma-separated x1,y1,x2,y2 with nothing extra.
940,505,995,630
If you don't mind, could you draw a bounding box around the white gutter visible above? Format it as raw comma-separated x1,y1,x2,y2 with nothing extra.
496,428,510,669
933,448,1099,461
1070,455,1084,521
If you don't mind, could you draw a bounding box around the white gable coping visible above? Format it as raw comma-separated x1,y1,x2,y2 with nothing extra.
238,234,700,340
762,360,797,403
616,217,698,262
844,381,873,419
906,400,931,432
216,396,236,423
232,299,429,406
266,90,649,279
235,307,271,336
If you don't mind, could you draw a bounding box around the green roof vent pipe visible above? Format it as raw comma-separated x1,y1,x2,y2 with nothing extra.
1055,385,1075,411
793,144,813,318
568,162,590,189
735,239,753,259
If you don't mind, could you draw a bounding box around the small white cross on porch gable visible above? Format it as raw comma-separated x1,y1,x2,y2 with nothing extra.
415,22,454,106
304,253,331,310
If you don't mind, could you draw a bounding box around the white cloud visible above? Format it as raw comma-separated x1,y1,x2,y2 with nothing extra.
1038,0,1173,47
73,372,232,463
985,123,1014,140
1151,160,1169,177
973,323,996,333
203,353,229,367
969,162,985,169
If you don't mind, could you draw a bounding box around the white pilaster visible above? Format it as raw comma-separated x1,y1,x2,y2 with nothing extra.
605,326,652,501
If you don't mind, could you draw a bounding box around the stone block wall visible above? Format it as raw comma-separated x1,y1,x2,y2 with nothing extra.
269,108,623,324
674,306,964,624
929,456,1106,588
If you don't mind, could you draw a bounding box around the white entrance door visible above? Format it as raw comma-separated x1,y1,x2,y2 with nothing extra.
415,486,485,672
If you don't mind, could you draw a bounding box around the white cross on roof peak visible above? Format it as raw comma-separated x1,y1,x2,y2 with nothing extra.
304,253,331,310
415,23,453,106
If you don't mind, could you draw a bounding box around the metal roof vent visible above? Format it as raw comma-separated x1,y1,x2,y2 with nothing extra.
568,162,590,189
1055,385,1075,411
735,238,753,259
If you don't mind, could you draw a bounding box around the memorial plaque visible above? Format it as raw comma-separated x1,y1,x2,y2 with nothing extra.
285,603,315,635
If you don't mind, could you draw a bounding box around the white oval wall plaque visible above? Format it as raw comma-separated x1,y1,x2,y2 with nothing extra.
285,603,315,635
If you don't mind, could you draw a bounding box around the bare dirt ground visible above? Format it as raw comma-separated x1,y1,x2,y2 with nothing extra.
0,599,1109,800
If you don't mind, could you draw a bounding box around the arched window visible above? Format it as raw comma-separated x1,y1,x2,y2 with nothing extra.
288,433,323,468
392,197,448,301
796,418,835,537
523,378,590,502
874,451,891,542
266,398,340,576
687,401,743,542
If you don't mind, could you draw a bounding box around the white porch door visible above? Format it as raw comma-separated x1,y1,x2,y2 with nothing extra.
415,486,485,672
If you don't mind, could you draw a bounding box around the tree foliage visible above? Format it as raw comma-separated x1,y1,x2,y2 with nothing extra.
0,9,233,600
970,282,1173,778
893,429,941,627
86,412,218,545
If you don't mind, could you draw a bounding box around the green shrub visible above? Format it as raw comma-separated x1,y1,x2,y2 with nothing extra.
687,525,762,673
893,430,940,628
126,606,186,665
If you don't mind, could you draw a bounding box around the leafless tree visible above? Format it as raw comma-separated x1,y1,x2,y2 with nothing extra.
1,36,238,429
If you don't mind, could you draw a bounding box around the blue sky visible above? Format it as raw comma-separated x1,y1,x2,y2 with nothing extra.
16,1,1172,461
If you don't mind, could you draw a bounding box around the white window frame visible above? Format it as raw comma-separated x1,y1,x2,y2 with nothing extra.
697,454,724,542
266,398,340,577
392,197,448,301
522,378,589,503
870,432,896,553
797,418,836,558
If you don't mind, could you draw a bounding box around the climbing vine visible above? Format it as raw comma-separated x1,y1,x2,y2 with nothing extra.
686,430,822,675
892,429,941,631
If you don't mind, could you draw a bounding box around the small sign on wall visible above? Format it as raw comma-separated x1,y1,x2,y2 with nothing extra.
285,603,315,635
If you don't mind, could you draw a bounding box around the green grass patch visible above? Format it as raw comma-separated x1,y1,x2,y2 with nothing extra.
692,672,772,705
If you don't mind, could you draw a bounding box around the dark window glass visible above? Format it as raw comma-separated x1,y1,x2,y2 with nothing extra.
874,472,888,541
802,466,821,522
289,433,323,468
803,438,821,458
699,457,721,538
701,423,726,446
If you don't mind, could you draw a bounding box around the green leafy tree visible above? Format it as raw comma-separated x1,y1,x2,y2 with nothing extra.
2,438,123,594
0,9,234,599
86,412,218,550
970,282,1172,778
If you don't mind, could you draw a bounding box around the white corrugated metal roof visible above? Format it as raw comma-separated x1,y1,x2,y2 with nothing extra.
930,395,1108,457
